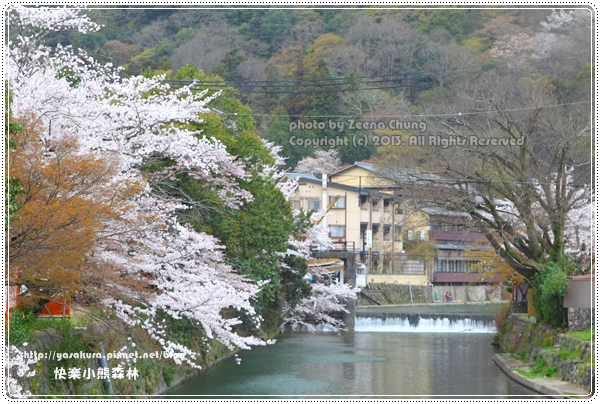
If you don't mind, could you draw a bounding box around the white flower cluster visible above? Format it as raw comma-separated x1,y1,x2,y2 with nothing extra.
7,5,268,378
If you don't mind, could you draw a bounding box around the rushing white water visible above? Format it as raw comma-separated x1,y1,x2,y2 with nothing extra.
355,315,497,333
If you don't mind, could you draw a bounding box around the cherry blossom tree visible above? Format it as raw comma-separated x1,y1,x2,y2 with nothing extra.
490,8,591,67
283,280,358,332
6,5,267,376
294,149,341,174
278,199,359,331
6,10,360,394
540,9,591,31
5,345,37,398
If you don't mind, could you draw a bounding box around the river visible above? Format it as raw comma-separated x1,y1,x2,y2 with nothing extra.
164,305,542,399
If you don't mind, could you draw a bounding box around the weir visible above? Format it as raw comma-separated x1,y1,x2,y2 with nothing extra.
355,312,496,333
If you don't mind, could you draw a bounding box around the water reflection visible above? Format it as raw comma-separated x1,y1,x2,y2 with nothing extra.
164,332,542,399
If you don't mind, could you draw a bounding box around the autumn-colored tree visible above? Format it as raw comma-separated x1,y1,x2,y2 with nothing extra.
8,114,117,310
464,242,525,286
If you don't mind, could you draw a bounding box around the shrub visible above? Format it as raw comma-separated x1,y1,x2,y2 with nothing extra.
494,303,511,334
531,261,569,328
7,309,38,346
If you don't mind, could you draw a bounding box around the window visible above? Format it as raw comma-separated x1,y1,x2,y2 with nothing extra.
416,230,425,240
330,225,345,238
436,259,474,273
291,200,301,210
308,200,320,210
407,230,413,240
329,196,345,209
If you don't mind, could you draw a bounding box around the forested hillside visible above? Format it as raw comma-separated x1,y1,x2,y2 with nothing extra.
45,6,592,168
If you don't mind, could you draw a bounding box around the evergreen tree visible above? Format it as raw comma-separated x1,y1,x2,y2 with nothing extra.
212,47,246,82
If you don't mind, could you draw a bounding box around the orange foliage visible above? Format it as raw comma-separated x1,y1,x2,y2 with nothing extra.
268,45,303,77
465,242,525,285
8,114,118,310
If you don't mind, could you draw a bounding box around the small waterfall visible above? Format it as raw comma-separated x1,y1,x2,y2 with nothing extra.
355,312,497,333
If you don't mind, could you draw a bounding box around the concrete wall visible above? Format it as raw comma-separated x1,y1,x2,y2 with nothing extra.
367,274,429,286
358,283,508,305
563,275,594,309
436,284,507,302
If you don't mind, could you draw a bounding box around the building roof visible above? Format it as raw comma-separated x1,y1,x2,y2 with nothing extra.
436,242,476,251
284,173,369,194
285,173,320,181
330,161,402,190
331,161,376,176
431,230,487,243
421,206,472,218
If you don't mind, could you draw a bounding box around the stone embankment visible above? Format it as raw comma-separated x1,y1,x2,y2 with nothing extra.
358,283,506,305
495,314,594,398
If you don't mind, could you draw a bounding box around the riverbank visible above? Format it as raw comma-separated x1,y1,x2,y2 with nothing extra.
493,353,591,398
496,313,594,398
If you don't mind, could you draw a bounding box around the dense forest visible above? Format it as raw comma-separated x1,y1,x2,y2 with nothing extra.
46,6,592,167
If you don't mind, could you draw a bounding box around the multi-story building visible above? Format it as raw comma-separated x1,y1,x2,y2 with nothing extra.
285,173,364,252
285,171,416,285
404,206,501,285
285,162,502,287
285,173,401,255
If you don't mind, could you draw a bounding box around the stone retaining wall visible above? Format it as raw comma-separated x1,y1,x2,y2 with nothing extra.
358,284,507,305
555,333,594,362
530,345,593,389
499,314,593,392
568,307,594,331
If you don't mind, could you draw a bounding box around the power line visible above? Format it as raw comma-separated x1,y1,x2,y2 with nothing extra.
219,101,591,119
223,83,419,94
166,72,424,94
322,174,592,188
166,72,422,86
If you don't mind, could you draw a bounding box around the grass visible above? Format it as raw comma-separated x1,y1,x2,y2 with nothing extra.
567,328,594,342
558,348,583,361
515,355,557,379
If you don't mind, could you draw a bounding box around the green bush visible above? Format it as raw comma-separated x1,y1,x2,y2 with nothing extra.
531,261,568,328
7,309,38,346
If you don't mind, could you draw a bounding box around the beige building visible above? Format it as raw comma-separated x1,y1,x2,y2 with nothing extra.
329,161,396,189
285,173,364,251
402,206,502,285
404,206,472,242
285,172,402,257
286,165,429,286
286,163,499,287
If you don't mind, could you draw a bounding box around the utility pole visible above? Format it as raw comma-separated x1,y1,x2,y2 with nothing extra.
321,173,328,228
368,191,373,274
391,198,395,274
